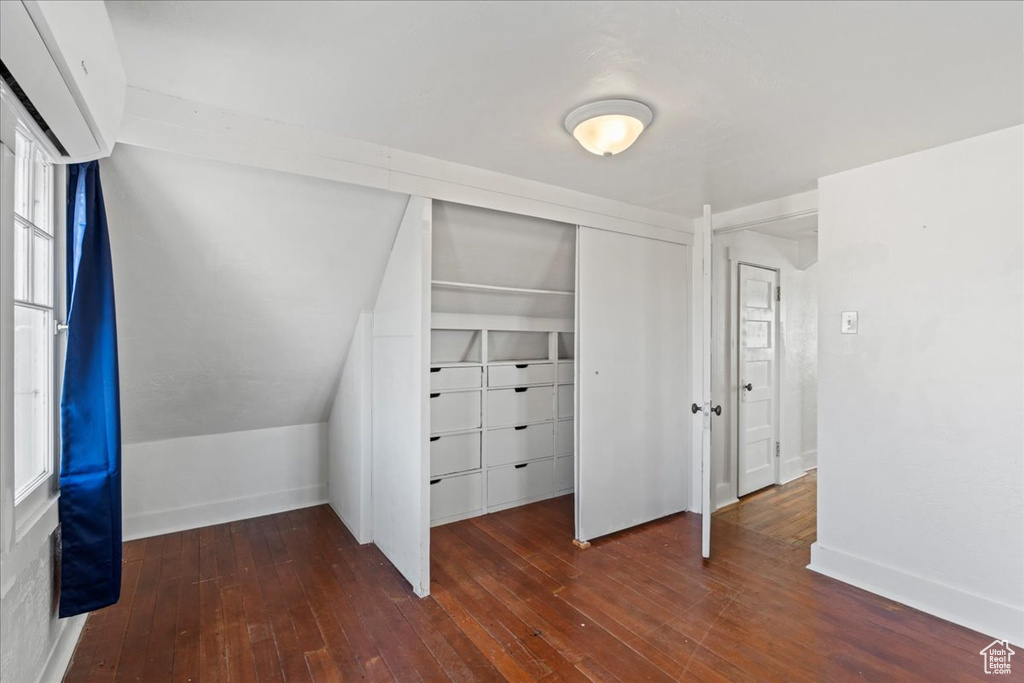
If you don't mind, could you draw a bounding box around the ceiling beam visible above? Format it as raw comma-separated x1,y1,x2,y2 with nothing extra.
118,87,694,244
700,189,818,235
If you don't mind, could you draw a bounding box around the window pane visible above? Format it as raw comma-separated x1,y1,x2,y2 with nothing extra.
31,231,52,306
14,305,53,497
32,151,52,233
14,131,30,219
13,220,30,302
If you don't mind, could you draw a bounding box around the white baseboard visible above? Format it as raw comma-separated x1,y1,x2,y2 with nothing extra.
809,543,1024,646
329,501,372,545
38,614,87,683
123,485,328,541
778,470,809,486
803,449,817,470
714,497,739,512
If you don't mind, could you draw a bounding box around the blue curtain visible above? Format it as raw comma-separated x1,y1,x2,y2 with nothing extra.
58,160,122,618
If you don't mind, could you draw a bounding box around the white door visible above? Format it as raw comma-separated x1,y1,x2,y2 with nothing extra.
737,264,778,497
371,196,432,597
576,227,690,543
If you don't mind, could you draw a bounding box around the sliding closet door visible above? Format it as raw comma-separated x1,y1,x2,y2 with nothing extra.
576,227,691,542
372,196,431,597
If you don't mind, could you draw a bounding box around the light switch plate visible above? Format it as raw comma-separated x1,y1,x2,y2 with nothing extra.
841,311,858,334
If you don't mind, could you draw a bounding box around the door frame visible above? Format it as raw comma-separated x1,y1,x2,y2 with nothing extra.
728,249,789,500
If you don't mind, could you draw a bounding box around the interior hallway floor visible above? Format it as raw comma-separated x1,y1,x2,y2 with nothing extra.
713,469,818,550
64,488,992,681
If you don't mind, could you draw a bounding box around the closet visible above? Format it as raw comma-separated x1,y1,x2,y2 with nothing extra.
427,202,576,526
368,195,693,598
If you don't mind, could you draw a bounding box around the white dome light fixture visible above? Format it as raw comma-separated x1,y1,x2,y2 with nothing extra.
564,99,653,157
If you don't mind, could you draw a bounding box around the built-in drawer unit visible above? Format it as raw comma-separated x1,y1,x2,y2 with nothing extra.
557,384,574,419
555,455,574,492
557,362,574,384
487,386,553,427
430,366,482,392
430,472,482,522
487,459,554,508
487,362,554,388
430,432,481,477
430,390,481,434
555,419,574,456
486,422,554,467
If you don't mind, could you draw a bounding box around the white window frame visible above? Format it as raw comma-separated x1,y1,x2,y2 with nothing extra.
1,83,65,536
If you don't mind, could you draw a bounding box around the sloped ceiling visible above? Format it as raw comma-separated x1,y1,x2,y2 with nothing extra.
103,144,409,443
105,1,1022,215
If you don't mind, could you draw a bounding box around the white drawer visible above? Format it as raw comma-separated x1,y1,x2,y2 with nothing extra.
557,384,574,418
430,390,481,434
430,472,482,522
555,419,574,456
556,455,574,492
487,459,554,508
430,432,481,477
430,366,482,392
486,423,554,467
488,362,554,388
557,362,574,384
487,387,553,427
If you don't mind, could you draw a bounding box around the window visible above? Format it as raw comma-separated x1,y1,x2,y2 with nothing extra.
12,126,58,507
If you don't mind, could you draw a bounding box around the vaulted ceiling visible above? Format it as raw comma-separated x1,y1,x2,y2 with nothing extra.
103,144,409,443
107,1,1022,216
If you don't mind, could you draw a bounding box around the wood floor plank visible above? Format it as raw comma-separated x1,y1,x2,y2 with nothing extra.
66,477,1000,682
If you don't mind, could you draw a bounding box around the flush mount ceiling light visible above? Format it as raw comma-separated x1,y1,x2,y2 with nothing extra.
564,99,653,156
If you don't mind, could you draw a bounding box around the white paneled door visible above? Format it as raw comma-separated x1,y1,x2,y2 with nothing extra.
576,227,690,543
737,264,779,497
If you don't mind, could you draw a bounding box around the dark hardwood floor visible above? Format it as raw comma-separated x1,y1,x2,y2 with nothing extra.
714,469,817,550
65,491,995,681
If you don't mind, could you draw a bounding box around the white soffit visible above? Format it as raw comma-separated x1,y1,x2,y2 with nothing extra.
106,1,1023,216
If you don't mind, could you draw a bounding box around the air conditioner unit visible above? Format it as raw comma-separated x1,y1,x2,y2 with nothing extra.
0,0,126,163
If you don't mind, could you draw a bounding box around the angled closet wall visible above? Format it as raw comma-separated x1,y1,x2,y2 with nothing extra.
428,202,576,526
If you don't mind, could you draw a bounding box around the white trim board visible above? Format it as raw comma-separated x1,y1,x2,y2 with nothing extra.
36,613,86,683
704,190,818,235
810,543,1024,646
122,484,328,541
119,88,693,245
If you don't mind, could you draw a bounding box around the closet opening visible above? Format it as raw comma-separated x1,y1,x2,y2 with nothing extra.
427,202,576,542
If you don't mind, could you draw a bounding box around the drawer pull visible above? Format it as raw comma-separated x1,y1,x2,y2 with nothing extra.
514,425,528,431
429,392,441,399
429,436,440,442
515,364,529,369
514,387,528,393
514,463,528,469
430,478,441,485
430,367,441,373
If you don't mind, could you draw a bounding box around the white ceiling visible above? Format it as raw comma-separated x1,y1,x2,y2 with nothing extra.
106,1,1022,217
103,144,409,443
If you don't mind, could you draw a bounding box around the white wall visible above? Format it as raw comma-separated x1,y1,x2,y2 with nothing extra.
122,422,328,540
711,230,817,508
812,126,1023,644
327,312,373,544
791,262,818,469
102,144,408,444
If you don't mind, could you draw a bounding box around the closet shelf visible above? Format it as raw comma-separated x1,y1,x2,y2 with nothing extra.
431,280,574,297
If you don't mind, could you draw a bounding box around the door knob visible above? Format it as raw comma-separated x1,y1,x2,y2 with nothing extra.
743,383,753,391
711,405,722,416
691,403,702,414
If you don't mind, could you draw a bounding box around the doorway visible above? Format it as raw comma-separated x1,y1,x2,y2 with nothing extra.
710,227,818,549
